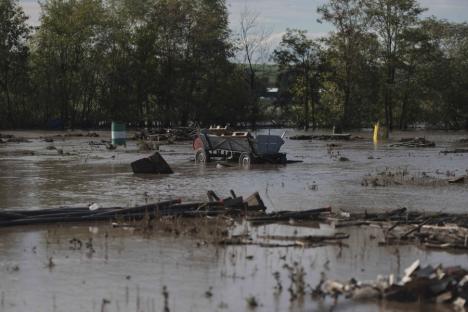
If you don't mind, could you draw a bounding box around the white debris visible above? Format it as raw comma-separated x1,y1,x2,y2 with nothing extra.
401,259,420,284
453,297,466,311
89,203,100,211
322,280,344,294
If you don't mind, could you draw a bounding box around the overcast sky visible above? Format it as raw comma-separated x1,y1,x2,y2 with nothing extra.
19,0,468,45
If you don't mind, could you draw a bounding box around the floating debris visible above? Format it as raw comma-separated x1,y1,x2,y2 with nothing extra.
329,207,468,250
289,134,351,141
316,260,468,309
441,148,468,154
0,191,265,228
131,152,173,174
448,176,466,184
391,137,435,148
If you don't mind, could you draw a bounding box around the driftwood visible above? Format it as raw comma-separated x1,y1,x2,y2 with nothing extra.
258,232,349,242
218,232,349,248
0,191,265,228
246,207,332,224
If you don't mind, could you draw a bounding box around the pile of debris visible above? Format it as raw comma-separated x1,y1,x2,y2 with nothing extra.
289,134,351,141
330,207,468,250
315,260,468,309
0,133,30,143
0,191,266,228
441,148,468,154
391,137,435,148
133,127,196,142
217,206,348,248
43,132,100,139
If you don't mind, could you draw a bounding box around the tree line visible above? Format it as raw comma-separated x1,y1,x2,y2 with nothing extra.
1,0,467,131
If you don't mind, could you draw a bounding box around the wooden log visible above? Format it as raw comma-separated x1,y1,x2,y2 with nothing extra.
90,199,180,217
247,207,332,222
4,207,98,216
0,204,223,227
0,211,28,220
258,233,349,242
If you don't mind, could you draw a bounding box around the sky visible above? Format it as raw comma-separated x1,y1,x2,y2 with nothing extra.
19,0,468,46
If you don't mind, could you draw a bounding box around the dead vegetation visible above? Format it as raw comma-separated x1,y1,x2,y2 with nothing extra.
361,168,465,187
390,137,435,148
329,207,468,251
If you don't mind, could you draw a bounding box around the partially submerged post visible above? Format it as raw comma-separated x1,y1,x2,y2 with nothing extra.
111,121,126,146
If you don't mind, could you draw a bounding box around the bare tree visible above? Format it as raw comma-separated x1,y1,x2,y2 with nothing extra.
237,7,272,128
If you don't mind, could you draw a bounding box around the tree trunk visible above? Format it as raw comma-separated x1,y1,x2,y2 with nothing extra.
399,96,408,130
384,64,395,137
304,96,309,130
249,68,257,130
342,84,351,130
399,68,413,130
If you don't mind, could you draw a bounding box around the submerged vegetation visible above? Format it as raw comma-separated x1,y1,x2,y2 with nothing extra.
1,0,468,131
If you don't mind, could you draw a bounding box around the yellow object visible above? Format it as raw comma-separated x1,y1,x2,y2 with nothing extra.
373,122,379,143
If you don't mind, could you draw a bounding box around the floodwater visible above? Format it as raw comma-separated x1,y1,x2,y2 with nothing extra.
0,129,467,312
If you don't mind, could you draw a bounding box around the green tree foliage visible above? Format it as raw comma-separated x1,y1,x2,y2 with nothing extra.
317,0,378,129
273,29,322,130
132,0,237,126
364,0,426,133
307,0,468,131
3,0,248,129
416,19,468,129
1,0,468,130
0,0,31,127
29,0,109,127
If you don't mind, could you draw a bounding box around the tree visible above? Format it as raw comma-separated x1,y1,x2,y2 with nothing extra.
133,0,235,126
31,0,109,128
364,0,426,134
237,7,271,128
0,0,31,127
273,29,322,130
317,0,370,129
415,18,468,129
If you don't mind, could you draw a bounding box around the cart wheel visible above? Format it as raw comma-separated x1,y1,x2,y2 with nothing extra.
195,148,209,163
239,152,251,167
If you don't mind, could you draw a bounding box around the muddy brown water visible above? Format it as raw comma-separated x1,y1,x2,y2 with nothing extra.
0,129,467,311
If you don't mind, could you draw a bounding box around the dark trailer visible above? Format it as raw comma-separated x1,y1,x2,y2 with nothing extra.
192,128,286,165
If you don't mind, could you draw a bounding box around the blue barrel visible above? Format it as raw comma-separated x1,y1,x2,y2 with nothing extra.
111,122,126,145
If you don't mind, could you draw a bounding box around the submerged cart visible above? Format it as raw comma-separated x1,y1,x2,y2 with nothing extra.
192,127,286,165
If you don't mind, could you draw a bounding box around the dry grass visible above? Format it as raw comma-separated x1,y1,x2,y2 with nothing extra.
361,168,448,187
